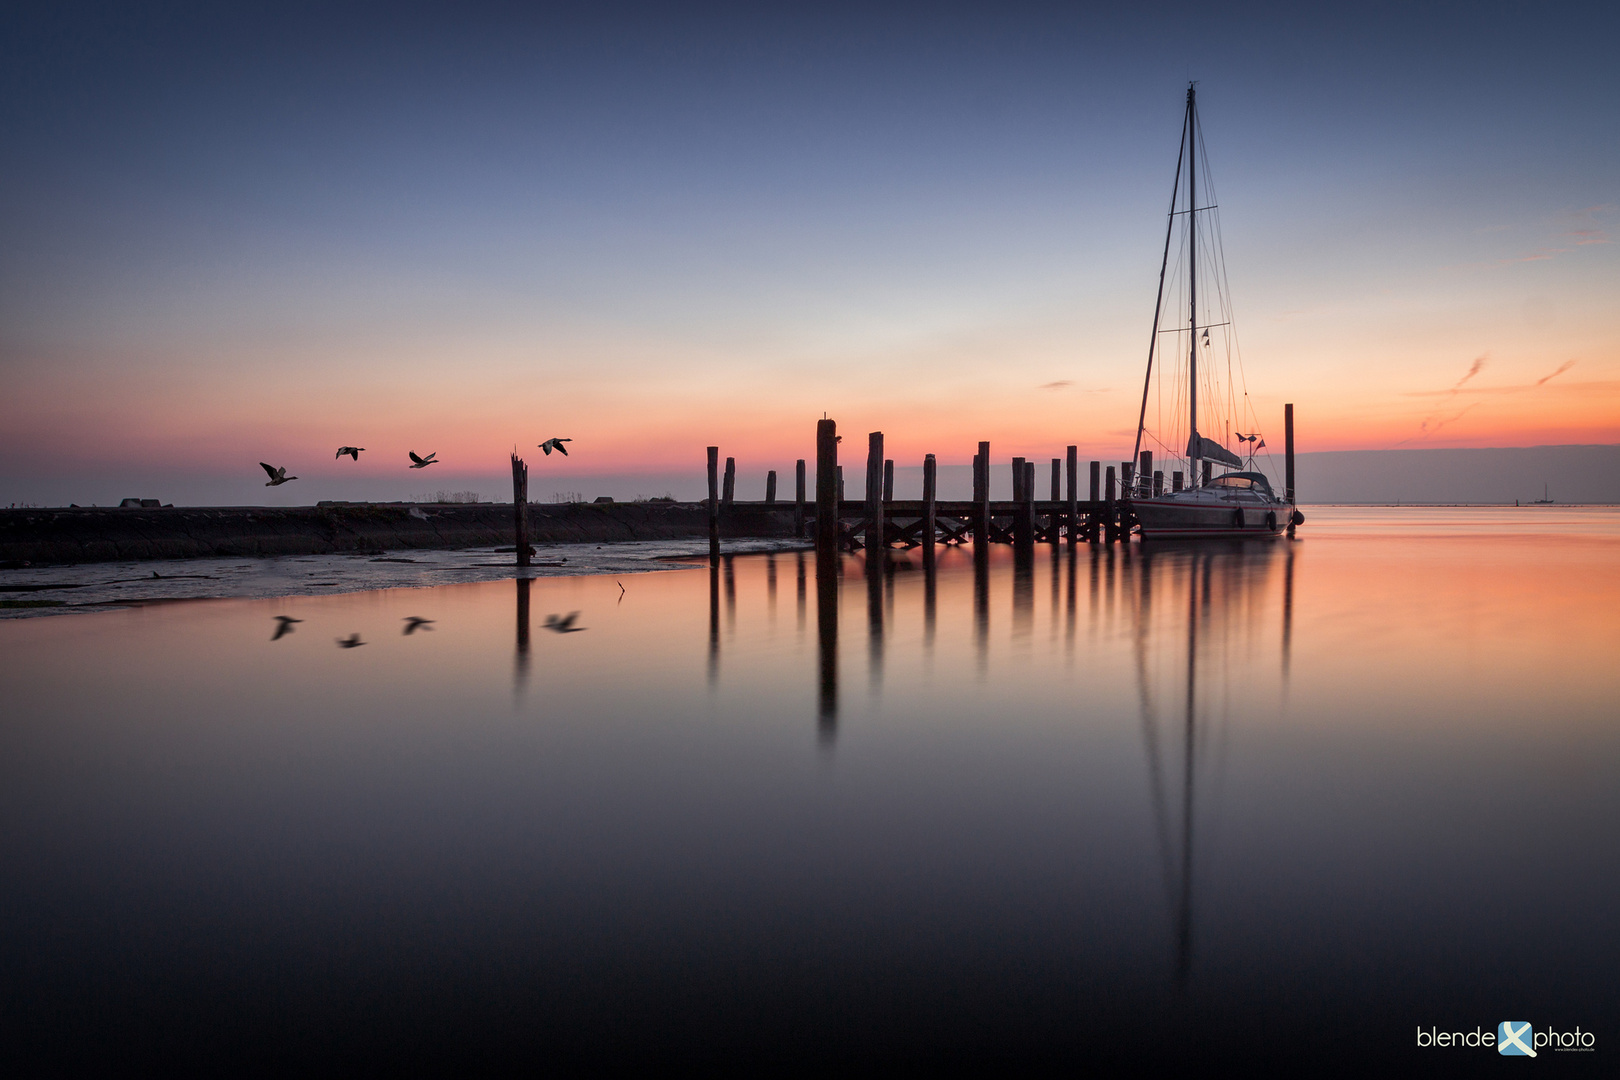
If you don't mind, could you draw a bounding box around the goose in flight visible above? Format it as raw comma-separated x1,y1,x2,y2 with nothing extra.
271,615,303,641
408,451,438,469
543,611,585,633
402,616,435,635
260,462,298,486
539,438,572,456
336,633,365,648
336,446,365,461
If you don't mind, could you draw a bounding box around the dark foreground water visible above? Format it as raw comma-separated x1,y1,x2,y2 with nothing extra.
2,508,1616,1070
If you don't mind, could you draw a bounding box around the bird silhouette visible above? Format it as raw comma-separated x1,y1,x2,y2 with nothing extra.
271,615,302,640
402,616,435,635
1236,433,1258,443
260,462,298,486
336,633,365,648
408,451,438,469
539,438,572,456
543,611,585,633
336,446,365,461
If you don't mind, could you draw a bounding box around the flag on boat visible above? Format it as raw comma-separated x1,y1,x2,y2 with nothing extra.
1187,432,1243,468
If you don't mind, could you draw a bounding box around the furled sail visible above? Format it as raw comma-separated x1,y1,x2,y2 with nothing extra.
1186,432,1243,468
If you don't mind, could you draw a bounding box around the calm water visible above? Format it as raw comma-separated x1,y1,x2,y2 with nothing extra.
3,508,1617,1069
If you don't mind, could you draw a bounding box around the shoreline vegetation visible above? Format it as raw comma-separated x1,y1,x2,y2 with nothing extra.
0,502,795,567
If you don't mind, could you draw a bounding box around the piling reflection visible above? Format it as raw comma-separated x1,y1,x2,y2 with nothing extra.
816,548,839,741
514,576,532,699
708,560,720,688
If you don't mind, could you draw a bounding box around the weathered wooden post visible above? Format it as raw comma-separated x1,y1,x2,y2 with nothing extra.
766,470,777,504
1089,460,1101,502
974,441,991,549
707,446,720,562
722,457,736,505
883,459,894,503
815,421,838,554
1153,470,1164,496
865,432,885,556
1172,470,1184,492
1121,462,1135,500
1011,457,1025,502
1202,460,1212,487
1020,461,1037,553
1140,451,1153,497
794,459,807,538
922,453,937,563
837,466,845,502
1066,446,1079,545
1285,403,1296,504
511,453,530,568
1104,464,1117,543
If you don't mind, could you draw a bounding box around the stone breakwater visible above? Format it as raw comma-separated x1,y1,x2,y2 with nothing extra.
0,502,795,566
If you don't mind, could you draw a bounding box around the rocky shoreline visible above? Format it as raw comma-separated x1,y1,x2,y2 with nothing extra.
0,502,795,566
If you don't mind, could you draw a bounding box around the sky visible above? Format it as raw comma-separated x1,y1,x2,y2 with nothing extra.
2,1,1616,506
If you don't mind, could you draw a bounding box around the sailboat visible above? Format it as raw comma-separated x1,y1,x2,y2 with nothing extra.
1128,85,1302,540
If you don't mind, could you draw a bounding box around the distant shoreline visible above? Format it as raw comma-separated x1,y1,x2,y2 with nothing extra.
0,502,795,567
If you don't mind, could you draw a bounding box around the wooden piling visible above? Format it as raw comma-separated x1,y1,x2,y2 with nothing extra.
1202,460,1212,487
815,422,838,554
1066,446,1079,545
922,453,937,563
1121,462,1135,500
865,432,885,555
1050,459,1061,502
1089,460,1100,502
1140,451,1153,497
511,453,530,567
766,470,777,504
974,441,991,548
722,457,736,505
1104,465,1117,543
1285,403,1296,504
1173,470,1184,492
795,459,806,537
883,459,894,502
1153,470,1164,497
1020,461,1036,551
707,446,720,561
1011,457,1026,502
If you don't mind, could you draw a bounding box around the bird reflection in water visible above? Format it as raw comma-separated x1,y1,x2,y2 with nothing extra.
402,616,435,635
543,612,584,633
271,615,302,641
336,633,365,649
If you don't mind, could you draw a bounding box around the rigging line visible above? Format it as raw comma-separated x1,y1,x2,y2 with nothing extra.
1132,96,1191,474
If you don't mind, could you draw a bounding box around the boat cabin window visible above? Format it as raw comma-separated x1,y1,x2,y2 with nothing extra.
1210,472,1274,494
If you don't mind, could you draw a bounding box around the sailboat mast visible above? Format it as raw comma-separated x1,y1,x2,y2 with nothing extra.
1186,83,1199,488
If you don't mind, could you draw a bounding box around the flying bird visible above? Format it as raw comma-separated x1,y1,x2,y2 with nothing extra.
402,616,435,635
260,462,297,486
336,446,365,461
271,615,303,641
1236,433,1260,443
543,611,585,633
539,438,572,456
408,451,438,469
336,633,365,648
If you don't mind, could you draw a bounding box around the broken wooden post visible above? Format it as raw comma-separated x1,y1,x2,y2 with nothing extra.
922,453,937,563
815,421,838,554
722,457,736,505
795,459,806,537
707,446,720,562
883,458,894,502
1066,446,1079,545
511,453,530,567
766,470,778,503
865,432,885,556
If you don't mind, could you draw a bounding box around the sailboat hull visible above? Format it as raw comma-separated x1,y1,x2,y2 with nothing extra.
1132,493,1290,539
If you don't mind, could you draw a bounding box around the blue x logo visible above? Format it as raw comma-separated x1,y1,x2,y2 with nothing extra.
1499,1021,1537,1057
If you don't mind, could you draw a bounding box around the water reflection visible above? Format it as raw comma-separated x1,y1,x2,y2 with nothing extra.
514,576,531,698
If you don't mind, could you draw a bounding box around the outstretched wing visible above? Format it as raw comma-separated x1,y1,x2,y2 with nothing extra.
553,440,569,456
557,611,579,630
260,462,279,479
409,451,424,465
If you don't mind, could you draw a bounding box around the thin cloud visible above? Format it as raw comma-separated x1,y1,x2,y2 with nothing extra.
1455,355,1487,389
1536,360,1576,385
1038,380,1073,390
1566,229,1608,246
